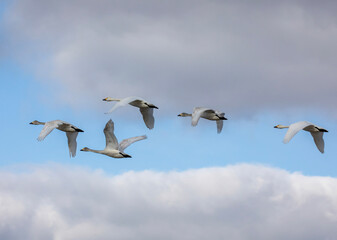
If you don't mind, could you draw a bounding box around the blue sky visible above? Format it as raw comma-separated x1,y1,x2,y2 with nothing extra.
2,1,337,239
2,57,337,176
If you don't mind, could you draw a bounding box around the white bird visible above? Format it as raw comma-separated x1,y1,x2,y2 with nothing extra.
103,96,158,130
30,120,84,157
178,107,228,133
274,121,328,153
80,119,147,158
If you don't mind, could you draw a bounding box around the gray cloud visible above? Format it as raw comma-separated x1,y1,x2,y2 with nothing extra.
4,0,337,114
0,164,337,239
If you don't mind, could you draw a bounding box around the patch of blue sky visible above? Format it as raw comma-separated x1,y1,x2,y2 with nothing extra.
0,0,11,21
1,60,337,176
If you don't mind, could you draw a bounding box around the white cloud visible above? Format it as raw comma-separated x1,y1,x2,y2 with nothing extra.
0,164,337,239
4,0,337,115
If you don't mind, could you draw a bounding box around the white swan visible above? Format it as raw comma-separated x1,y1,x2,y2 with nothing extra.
30,120,84,157
178,107,227,133
103,96,158,130
274,121,328,153
80,119,147,158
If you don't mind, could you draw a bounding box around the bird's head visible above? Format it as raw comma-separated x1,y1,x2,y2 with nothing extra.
29,120,43,125
177,112,190,117
102,97,114,101
274,124,288,129
80,147,90,152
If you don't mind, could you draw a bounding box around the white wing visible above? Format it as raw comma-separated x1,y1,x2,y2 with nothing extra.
105,96,144,114
66,132,78,157
103,119,119,150
191,107,214,126
216,112,225,134
37,120,63,141
139,108,154,129
216,120,223,133
283,121,313,144
310,132,325,153
119,135,147,152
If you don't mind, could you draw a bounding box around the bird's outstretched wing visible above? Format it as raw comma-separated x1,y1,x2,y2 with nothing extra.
191,107,214,126
119,135,147,152
37,121,63,141
103,119,118,150
215,112,225,134
66,132,78,157
310,132,325,153
105,96,143,114
139,108,154,129
283,121,313,144
216,120,223,134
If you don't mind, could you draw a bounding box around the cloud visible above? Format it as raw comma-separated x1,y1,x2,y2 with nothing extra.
0,164,337,239
4,0,337,114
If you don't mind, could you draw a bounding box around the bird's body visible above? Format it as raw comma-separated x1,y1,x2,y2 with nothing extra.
81,148,131,158
274,121,328,153
178,107,227,133
30,120,84,157
103,96,158,129
81,119,147,158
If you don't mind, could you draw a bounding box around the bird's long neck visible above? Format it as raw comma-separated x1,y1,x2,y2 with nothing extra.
87,148,104,154
106,98,121,102
36,121,45,125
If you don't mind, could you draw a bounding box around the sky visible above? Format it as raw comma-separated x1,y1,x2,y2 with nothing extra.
1,0,337,239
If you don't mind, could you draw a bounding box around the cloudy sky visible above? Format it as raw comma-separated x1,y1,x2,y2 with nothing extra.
2,0,337,239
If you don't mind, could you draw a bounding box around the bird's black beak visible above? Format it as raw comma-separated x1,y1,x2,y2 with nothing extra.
152,105,159,109
273,126,277,128
29,122,33,124
102,98,107,101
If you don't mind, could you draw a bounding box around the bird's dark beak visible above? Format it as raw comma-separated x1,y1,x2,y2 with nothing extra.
102,98,107,101
224,117,228,120
152,105,159,109
29,122,33,124
273,126,277,128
